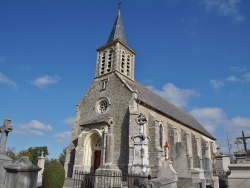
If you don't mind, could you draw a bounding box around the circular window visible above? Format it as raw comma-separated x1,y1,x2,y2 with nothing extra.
97,98,109,114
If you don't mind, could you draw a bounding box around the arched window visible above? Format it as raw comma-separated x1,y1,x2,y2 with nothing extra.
121,51,125,73
100,52,106,75
159,124,163,148
196,137,201,157
126,54,130,76
99,49,113,75
173,128,179,143
107,49,112,72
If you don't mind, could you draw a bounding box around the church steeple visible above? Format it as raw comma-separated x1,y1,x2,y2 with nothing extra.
107,8,127,44
95,5,135,81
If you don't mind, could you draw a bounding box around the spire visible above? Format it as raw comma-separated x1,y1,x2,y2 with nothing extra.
107,5,127,44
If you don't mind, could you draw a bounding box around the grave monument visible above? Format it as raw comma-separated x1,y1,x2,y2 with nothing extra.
4,156,41,188
227,140,250,188
131,113,151,176
0,119,13,187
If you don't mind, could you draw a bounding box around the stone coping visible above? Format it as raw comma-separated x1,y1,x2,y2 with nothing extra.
4,156,41,172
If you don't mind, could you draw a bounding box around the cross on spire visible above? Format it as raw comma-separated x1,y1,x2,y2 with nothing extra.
118,1,122,9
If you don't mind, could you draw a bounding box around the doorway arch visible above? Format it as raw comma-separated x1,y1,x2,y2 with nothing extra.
82,129,102,173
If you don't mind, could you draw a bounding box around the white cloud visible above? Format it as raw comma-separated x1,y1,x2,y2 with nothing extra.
64,117,75,125
190,107,227,133
226,75,240,82
230,66,247,72
228,116,250,130
147,83,199,108
20,120,52,131
14,120,53,136
54,131,71,143
203,0,245,22
243,73,250,82
190,106,250,136
210,79,224,89
31,75,61,88
0,72,17,89
14,129,44,136
226,73,250,83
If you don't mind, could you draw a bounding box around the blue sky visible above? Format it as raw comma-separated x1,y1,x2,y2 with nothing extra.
1,0,250,159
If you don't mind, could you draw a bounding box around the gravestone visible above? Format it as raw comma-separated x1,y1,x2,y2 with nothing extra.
0,119,13,187
145,160,178,188
4,156,41,188
37,151,45,177
173,142,189,178
131,113,151,176
201,142,213,187
228,152,250,188
215,153,230,188
173,142,194,188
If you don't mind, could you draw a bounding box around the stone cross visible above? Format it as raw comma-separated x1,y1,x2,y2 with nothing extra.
0,119,13,153
136,113,147,135
235,138,242,152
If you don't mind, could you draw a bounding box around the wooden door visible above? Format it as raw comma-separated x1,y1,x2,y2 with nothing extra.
94,150,101,173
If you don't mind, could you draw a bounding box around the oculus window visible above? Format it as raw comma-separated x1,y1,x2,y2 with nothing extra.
96,98,109,114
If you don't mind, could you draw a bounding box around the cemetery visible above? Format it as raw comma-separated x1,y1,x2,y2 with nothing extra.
1,118,250,188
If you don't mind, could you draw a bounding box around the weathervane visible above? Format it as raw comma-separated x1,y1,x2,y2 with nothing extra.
118,1,122,9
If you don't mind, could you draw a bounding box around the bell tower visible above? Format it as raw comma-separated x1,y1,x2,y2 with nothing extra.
95,7,136,81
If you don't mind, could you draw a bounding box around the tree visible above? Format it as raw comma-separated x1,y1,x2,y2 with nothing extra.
5,147,18,160
18,150,34,163
58,147,67,166
26,146,49,164
42,160,65,188
16,146,49,164
5,146,49,165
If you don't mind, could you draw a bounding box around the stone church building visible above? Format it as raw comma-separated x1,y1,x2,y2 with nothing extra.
65,8,217,186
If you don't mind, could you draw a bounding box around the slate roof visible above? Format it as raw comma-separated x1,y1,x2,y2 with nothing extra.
107,9,127,44
82,113,110,126
126,80,216,140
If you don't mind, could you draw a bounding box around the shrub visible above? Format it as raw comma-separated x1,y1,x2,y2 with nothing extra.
42,160,65,188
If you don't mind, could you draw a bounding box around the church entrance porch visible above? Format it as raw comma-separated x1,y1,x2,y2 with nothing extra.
72,129,103,174
85,130,102,173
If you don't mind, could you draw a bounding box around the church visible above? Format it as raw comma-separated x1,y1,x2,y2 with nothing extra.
65,7,217,186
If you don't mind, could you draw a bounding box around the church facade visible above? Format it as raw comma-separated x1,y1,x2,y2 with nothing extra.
65,8,217,184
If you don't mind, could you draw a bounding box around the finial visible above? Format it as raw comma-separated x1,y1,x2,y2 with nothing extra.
118,1,122,10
